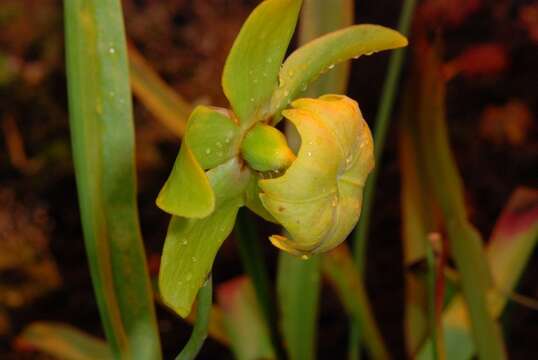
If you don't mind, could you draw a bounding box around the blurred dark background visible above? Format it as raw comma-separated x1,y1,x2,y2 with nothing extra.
0,0,537,358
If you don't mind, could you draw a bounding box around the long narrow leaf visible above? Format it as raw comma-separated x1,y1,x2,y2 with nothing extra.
277,253,321,360
64,1,161,358
16,322,112,360
419,187,538,359
350,1,416,356
218,277,276,360
322,245,390,360
413,43,505,360
299,0,354,96
277,2,353,358
128,44,190,137
399,89,433,357
234,208,280,353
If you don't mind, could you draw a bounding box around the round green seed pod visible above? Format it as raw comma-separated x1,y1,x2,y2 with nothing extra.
241,123,296,172
258,94,374,256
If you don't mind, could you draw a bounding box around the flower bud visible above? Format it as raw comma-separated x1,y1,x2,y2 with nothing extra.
241,124,296,172
258,95,374,256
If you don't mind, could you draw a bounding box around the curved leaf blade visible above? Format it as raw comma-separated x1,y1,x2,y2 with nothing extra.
222,0,303,127
159,158,250,317
270,25,408,121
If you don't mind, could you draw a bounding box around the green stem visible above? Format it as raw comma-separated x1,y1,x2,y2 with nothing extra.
176,276,212,360
353,0,417,268
234,208,281,355
350,1,416,357
322,246,390,360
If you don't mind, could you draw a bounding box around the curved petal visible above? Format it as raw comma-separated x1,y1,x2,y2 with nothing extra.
259,95,374,255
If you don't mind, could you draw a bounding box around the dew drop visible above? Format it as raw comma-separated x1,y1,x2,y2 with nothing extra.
301,254,310,260
182,240,188,245
205,148,211,155
301,83,308,91
250,97,255,102
359,142,365,149
283,90,289,97
216,141,222,148
253,78,259,84
109,91,115,97
267,57,273,63
262,72,268,78
353,55,360,59
328,64,335,69
307,151,312,157
186,273,193,281
365,51,374,56
288,70,294,77
192,257,197,263
108,47,116,54
224,137,231,144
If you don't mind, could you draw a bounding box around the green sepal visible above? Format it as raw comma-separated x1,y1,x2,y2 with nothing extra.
270,25,408,122
185,106,241,170
156,141,215,218
241,124,296,172
156,106,243,218
222,0,303,127
159,158,251,317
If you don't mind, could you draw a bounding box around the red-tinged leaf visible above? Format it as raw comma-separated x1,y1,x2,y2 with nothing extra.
217,277,276,360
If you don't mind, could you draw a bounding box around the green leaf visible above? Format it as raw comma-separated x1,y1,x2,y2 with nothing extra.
128,44,191,137
16,322,112,360
418,187,538,360
222,0,303,127
410,44,506,360
321,246,389,359
217,277,276,360
299,0,354,95
399,76,437,357
260,95,374,256
234,209,281,355
64,1,161,358
277,253,321,360
278,3,353,357
159,158,250,317
270,24,408,121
